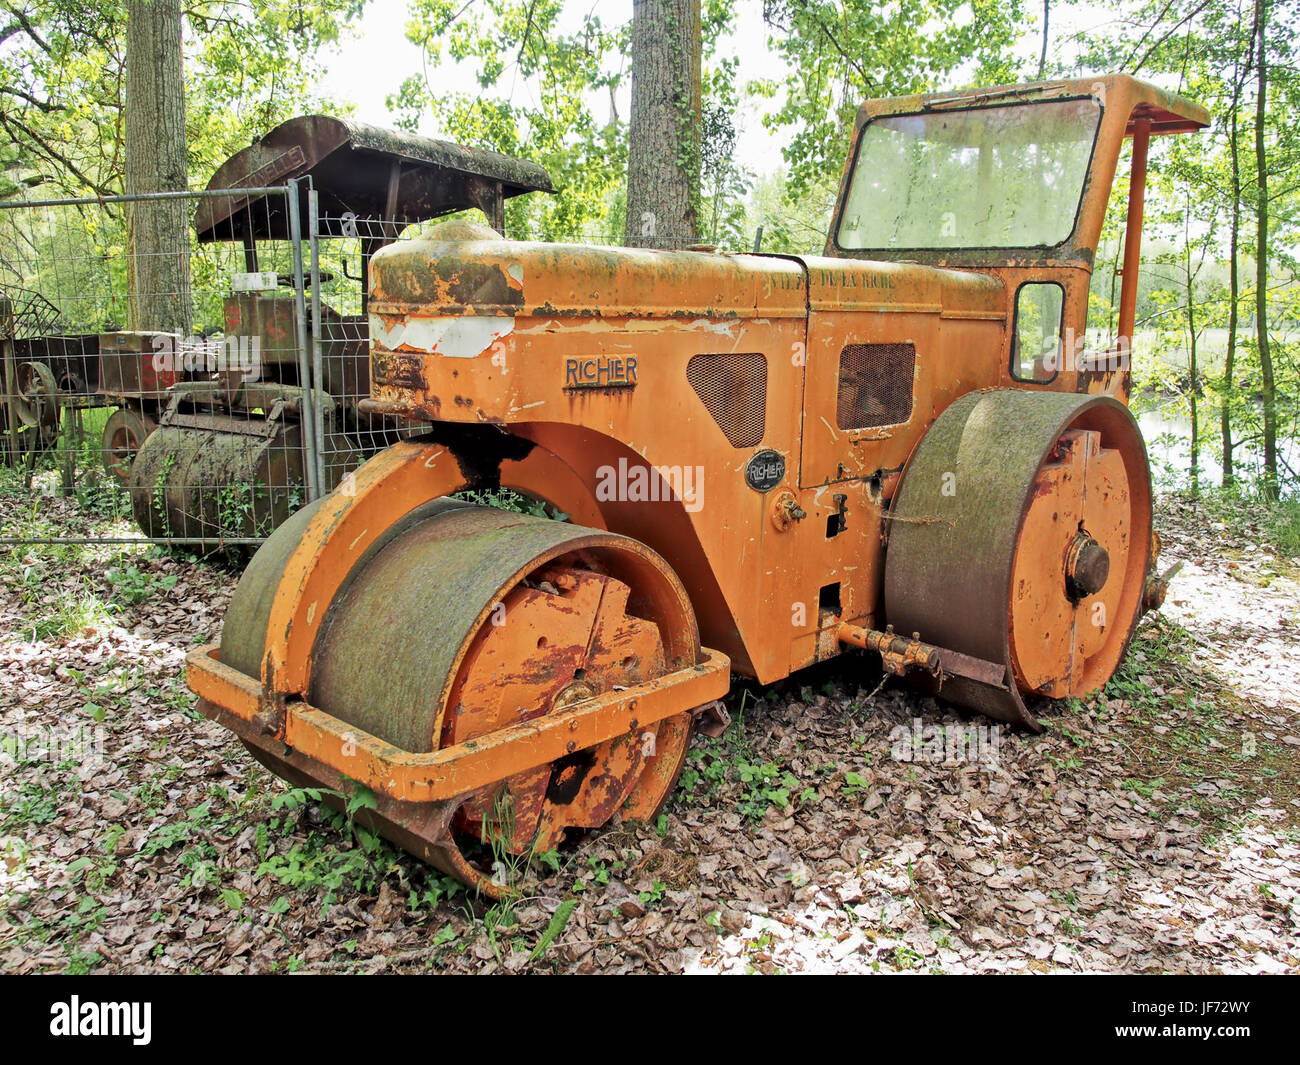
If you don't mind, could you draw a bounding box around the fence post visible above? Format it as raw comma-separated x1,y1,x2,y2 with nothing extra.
308,187,327,495
287,178,321,503
0,296,19,471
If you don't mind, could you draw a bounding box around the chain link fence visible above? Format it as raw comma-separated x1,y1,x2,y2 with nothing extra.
0,181,399,549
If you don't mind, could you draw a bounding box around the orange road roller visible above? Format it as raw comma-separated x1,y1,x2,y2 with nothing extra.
187,76,1208,895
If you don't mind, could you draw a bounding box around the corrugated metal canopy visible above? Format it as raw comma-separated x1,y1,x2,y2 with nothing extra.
194,114,554,243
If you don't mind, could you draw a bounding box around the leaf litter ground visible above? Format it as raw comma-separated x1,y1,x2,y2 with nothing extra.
1,490,1297,974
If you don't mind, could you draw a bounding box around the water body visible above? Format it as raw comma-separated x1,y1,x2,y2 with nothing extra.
1138,406,1298,496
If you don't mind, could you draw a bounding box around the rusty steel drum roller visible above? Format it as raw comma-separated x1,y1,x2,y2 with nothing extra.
127,383,362,542
884,390,1152,730
208,500,701,896
129,421,308,540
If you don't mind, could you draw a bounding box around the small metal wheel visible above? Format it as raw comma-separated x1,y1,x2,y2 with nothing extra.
13,360,61,449
101,407,157,484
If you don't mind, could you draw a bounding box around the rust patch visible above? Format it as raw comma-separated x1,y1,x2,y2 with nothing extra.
372,350,428,391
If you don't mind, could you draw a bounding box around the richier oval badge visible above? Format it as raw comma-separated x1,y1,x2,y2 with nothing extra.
745,449,785,492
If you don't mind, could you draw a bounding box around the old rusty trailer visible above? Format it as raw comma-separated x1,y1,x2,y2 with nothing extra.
0,288,174,479
127,115,554,541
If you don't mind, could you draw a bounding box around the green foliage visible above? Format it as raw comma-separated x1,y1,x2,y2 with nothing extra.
756,0,1026,198
184,1,366,181
637,878,667,906
0,1,365,199
1069,0,1300,499
215,482,281,539
527,897,577,962
254,786,422,914
700,52,751,248
105,564,178,605
1266,497,1300,555
841,770,871,796
676,703,817,822
453,485,560,519
740,169,838,255
391,0,758,248
390,0,628,241
1179,483,1300,557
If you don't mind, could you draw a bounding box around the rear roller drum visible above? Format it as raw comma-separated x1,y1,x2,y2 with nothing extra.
128,422,305,540
884,390,1152,729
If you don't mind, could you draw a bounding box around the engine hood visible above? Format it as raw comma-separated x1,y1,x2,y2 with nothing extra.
368,237,1003,324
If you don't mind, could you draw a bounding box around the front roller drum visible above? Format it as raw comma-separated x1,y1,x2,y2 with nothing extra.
884,390,1152,729
203,502,728,896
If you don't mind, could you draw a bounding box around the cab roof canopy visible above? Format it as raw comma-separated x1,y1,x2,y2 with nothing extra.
855,74,1210,136
194,114,555,244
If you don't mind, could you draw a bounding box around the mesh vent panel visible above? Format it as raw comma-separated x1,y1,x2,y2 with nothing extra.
686,353,767,448
836,343,915,429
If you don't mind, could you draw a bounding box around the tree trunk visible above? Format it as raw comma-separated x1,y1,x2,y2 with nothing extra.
125,0,190,334
1039,1,1050,79
1253,0,1277,499
1222,81,1241,487
624,0,702,249
1184,198,1199,492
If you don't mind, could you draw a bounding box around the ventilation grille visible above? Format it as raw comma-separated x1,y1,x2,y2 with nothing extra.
686,353,767,448
836,343,916,430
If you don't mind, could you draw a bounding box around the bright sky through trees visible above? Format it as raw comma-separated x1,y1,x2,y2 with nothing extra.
310,0,1105,175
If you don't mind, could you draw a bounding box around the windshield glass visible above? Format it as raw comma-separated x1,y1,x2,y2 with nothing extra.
836,97,1102,252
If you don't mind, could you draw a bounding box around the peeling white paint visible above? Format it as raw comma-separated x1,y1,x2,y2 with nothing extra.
515,319,564,334
506,264,524,285
370,314,514,358
690,318,739,338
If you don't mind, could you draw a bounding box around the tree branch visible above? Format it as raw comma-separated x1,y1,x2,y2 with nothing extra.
807,9,874,92
0,85,64,112
1127,0,1214,75
517,0,539,64
0,111,115,198
3,3,53,54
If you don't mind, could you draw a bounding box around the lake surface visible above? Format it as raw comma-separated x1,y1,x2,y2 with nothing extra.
1138,406,1297,496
